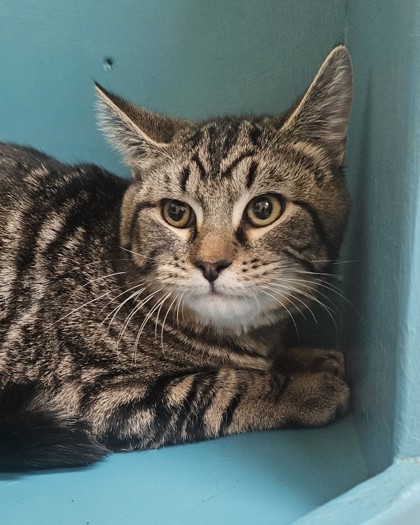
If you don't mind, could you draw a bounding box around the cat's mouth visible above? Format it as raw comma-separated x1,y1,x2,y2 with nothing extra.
181,283,281,333
195,282,246,300
183,293,275,334
208,285,229,297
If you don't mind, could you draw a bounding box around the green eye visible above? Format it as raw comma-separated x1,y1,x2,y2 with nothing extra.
246,194,284,227
162,200,194,228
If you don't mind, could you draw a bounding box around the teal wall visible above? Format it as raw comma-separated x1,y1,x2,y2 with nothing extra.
344,0,420,473
0,0,345,177
392,2,420,460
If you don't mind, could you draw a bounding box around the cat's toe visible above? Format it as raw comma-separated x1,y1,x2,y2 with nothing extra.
311,349,346,379
280,347,346,379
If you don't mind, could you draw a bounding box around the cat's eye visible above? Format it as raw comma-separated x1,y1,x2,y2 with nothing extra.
246,194,284,227
162,199,194,228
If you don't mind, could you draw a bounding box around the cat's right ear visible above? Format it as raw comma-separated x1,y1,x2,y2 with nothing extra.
279,46,353,165
95,83,190,173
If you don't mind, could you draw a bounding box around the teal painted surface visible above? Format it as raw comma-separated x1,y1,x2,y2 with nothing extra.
343,0,420,474
294,460,420,525
397,189,420,456
0,418,366,525
391,0,420,459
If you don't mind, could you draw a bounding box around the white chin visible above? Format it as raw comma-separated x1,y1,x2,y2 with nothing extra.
186,294,267,331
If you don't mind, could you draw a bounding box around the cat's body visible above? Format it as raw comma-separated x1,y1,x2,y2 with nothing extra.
0,47,353,469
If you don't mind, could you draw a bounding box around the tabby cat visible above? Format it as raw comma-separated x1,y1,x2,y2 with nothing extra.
0,46,352,469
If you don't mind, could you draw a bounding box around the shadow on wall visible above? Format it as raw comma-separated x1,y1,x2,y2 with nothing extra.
342,72,396,475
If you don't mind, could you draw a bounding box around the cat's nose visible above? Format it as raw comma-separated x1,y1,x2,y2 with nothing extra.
195,259,231,283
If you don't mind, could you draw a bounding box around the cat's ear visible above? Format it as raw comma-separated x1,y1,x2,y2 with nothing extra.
280,46,353,165
95,83,190,172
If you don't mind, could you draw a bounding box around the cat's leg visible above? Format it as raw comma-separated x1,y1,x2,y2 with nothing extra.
82,368,349,452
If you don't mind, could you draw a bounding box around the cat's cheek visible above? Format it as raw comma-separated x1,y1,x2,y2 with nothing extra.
136,218,192,258
244,204,295,242
156,219,193,242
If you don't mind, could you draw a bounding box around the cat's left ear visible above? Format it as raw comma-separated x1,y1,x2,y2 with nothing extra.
95,83,190,172
280,46,353,165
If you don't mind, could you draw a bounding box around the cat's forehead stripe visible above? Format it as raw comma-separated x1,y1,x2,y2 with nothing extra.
187,119,253,175
246,161,258,189
187,129,203,149
220,151,254,178
206,125,217,160
221,121,241,154
248,125,262,147
191,153,206,179
180,167,190,192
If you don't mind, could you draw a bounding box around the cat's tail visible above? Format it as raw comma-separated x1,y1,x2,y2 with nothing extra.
0,382,108,470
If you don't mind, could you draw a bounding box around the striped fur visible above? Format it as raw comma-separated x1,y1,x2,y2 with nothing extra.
0,47,352,469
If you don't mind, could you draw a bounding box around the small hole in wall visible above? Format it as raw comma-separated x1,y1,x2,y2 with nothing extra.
103,57,114,71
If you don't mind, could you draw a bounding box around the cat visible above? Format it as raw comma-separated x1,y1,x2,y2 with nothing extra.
0,46,352,470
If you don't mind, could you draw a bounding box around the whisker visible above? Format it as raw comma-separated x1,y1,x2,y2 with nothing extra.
94,280,149,320
160,294,179,352
250,291,261,316
309,279,362,317
116,288,163,352
175,290,187,328
307,259,357,265
269,280,339,318
269,274,341,296
291,269,342,280
266,281,340,343
60,271,126,311
105,285,148,331
133,292,171,363
120,246,158,262
270,274,356,319
260,287,300,342
264,283,312,322
180,291,190,325
173,294,182,328
154,292,172,340
91,284,148,339
54,288,116,324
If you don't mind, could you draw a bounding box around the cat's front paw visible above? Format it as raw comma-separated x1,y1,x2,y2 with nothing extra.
282,372,350,428
278,347,346,379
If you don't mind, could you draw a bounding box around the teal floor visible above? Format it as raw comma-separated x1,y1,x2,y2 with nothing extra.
1,416,367,525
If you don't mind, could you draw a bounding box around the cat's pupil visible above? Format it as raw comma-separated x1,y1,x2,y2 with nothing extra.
169,202,187,222
254,198,272,220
